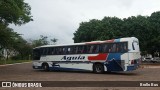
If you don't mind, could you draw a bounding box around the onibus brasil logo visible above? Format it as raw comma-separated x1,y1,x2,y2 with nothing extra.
1,82,42,87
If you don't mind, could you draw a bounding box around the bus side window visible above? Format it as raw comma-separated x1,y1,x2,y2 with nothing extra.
66,47,70,54
83,45,87,54
70,46,74,54
102,44,110,53
86,45,90,53
59,47,63,54
76,46,79,54
89,45,94,53
119,42,128,53
118,43,123,52
62,47,68,54
116,43,120,52
51,48,55,55
77,46,83,54
95,45,99,53
103,44,107,53
55,47,60,55
91,45,99,53
110,43,116,53
54,48,58,55
47,47,55,55
42,48,48,55
73,46,78,54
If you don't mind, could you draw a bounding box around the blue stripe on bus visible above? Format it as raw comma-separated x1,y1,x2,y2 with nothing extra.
50,67,88,71
107,53,122,61
105,53,124,71
114,39,120,42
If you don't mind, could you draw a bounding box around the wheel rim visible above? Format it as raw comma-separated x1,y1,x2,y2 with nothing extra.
44,65,47,69
43,64,48,70
95,65,102,72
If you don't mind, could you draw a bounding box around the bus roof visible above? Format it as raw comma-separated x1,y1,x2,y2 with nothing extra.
34,37,138,49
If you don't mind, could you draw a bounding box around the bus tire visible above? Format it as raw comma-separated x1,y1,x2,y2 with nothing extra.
42,63,49,71
93,63,104,74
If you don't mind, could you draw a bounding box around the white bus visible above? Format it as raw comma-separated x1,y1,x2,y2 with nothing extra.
32,37,141,73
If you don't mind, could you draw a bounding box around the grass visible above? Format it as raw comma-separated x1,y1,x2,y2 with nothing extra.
0,59,31,65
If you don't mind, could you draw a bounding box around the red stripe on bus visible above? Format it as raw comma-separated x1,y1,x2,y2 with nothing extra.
88,53,108,60
104,39,114,43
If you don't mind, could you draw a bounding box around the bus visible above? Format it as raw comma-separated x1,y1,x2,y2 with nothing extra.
32,37,141,73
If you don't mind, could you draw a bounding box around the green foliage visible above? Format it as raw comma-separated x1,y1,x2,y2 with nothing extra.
0,23,19,49
12,36,32,60
0,0,33,25
73,11,160,54
51,38,58,45
31,35,49,48
31,35,58,48
0,0,33,60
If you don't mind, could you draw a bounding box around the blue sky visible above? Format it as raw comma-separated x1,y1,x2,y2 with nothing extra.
10,0,160,44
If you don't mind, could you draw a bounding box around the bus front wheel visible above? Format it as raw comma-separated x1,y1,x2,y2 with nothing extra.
42,63,49,71
93,63,104,74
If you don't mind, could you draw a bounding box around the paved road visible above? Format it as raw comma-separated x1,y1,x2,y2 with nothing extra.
0,63,160,90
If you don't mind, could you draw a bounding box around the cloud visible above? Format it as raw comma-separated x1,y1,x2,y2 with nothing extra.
10,0,160,44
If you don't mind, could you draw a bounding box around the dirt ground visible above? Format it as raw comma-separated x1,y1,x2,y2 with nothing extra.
0,62,160,90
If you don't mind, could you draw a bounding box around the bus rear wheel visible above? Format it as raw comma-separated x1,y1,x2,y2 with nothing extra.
42,63,49,71
93,63,104,74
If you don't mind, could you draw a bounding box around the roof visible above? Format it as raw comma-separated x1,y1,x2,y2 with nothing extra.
34,37,137,49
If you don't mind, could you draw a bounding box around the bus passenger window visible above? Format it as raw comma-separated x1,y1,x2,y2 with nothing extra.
103,44,108,53
119,43,123,52
73,46,78,54
95,45,99,53
58,48,61,54
119,42,128,52
103,44,111,53
77,46,83,54
48,47,54,55
54,48,58,55
42,48,48,55
102,45,105,53
70,47,74,54
87,46,90,53
57,47,62,55
82,46,87,53
67,47,71,54
111,44,116,53
89,45,94,53
62,47,66,54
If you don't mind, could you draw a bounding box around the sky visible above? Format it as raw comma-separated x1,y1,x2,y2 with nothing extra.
10,0,160,44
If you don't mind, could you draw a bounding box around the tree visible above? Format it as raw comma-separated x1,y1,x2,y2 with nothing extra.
31,35,49,48
31,35,58,47
0,0,33,25
73,11,160,55
11,36,32,60
0,0,33,60
0,0,33,47
73,17,124,43
51,38,58,45
0,24,19,50
73,19,99,42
